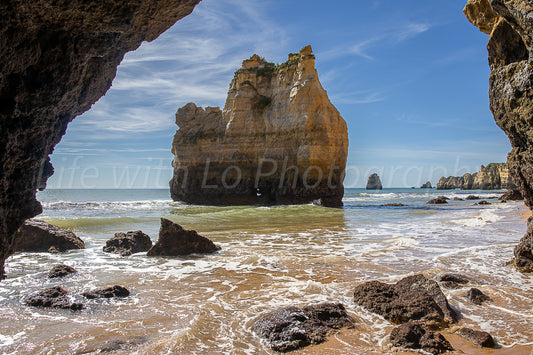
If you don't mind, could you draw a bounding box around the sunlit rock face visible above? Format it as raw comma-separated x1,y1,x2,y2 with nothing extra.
464,0,533,271
436,163,515,190
0,0,201,279
170,46,349,207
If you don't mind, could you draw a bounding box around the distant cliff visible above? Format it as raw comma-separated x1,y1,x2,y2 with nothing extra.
437,163,516,190
170,46,349,207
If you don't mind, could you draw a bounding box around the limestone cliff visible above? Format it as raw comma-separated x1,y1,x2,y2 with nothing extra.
0,0,200,280
436,163,515,190
464,0,533,271
170,46,349,207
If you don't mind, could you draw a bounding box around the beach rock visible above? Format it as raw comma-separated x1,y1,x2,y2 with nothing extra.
353,274,457,329
170,46,348,207
26,286,83,310
103,231,152,256
455,327,495,348
390,320,454,354
436,164,515,190
453,197,464,201
465,195,480,200
427,196,449,205
13,219,84,253
366,173,383,190
465,288,490,305
48,264,77,279
147,218,220,257
474,200,491,205
82,285,130,299
381,203,406,207
499,188,523,201
421,181,433,189
437,273,470,289
0,0,201,280
513,218,533,272
252,303,353,352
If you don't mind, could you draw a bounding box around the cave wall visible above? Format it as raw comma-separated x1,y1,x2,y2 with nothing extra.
464,0,533,271
0,0,201,279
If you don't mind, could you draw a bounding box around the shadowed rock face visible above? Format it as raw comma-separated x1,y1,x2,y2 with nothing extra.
170,46,349,207
464,0,533,272
0,0,201,279
14,219,84,252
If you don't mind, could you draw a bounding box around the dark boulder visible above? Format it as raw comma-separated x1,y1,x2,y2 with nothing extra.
512,217,533,273
82,285,130,299
390,320,454,354
465,195,480,200
26,286,83,311
427,196,449,205
14,219,84,253
103,231,152,256
455,327,495,348
465,288,490,305
436,273,470,289
381,203,406,207
147,218,220,257
366,173,383,190
252,303,353,352
453,197,464,201
353,274,457,329
48,264,77,278
421,181,433,189
499,188,523,201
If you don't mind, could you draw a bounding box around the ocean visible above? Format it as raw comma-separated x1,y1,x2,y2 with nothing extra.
0,188,532,354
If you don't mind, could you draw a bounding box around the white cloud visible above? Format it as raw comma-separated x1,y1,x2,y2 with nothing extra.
330,90,385,105
70,0,288,137
321,21,432,62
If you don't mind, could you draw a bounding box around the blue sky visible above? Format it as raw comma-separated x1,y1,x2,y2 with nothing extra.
47,0,510,189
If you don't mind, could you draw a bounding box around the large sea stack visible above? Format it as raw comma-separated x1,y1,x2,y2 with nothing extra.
0,0,201,280
169,46,349,207
464,0,533,271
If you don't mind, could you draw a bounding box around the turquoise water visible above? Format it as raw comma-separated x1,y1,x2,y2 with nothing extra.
0,188,531,353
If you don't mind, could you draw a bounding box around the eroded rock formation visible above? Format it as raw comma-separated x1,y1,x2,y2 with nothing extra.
170,46,349,207
421,181,433,189
464,0,533,271
366,173,382,190
14,219,85,253
252,303,354,352
436,163,515,190
353,274,457,330
103,231,153,256
147,218,220,256
390,321,454,354
0,0,201,279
